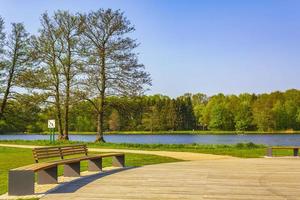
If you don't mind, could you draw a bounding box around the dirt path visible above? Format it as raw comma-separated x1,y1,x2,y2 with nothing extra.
0,143,232,161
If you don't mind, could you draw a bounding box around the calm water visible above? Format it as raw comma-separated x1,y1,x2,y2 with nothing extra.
0,134,300,146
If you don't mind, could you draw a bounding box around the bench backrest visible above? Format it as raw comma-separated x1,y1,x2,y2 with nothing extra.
271,146,300,149
32,144,88,163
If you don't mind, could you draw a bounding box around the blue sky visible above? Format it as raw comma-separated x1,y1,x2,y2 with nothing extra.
1,0,300,97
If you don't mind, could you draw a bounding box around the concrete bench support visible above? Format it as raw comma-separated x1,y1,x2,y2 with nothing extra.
267,148,273,157
37,166,58,184
8,170,34,196
64,162,80,177
112,155,125,167
88,158,102,171
294,148,299,156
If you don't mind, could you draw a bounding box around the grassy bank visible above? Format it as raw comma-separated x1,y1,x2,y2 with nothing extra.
0,139,294,158
0,146,180,195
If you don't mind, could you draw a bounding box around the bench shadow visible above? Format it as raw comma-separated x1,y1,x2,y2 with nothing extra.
46,167,138,194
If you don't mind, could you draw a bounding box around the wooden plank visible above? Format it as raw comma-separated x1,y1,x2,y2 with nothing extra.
41,158,300,200
60,151,86,155
33,145,88,161
60,148,86,152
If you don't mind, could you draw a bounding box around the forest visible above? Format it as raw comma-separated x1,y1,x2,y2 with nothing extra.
1,89,300,133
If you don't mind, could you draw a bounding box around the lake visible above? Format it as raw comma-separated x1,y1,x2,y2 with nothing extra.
0,134,300,146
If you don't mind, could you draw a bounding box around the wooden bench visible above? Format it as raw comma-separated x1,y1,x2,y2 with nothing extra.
8,144,125,196
267,146,299,157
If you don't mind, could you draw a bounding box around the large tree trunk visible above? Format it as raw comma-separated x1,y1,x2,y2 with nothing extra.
95,49,106,143
95,93,105,142
56,106,63,139
63,77,70,140
55,87,64,139
63,42,72,140
96,108,105,142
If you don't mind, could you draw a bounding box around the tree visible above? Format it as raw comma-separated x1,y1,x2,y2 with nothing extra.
234,102,253,131
252,94,275,131
142,106,160,132
18,13,65,138
193,104,206,129
163,99,177,130
177,95,196,130
272,100,287,130
79,9,151,142
209,103,234,130
69,101,96,132
0,23,29,119
108,109,120,131
54,11,82,140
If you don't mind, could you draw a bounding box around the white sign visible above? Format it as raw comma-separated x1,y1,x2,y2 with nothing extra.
48,120,55,129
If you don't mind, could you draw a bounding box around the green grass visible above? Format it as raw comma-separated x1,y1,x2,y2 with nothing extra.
0,146,180,195
0,139,296,158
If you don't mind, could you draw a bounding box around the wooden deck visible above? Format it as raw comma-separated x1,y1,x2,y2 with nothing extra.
42,158,300,200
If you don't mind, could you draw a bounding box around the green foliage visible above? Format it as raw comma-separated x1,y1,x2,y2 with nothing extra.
108,109,121,131
209,103,234,130
2,89,300,133
234,102,253,131
0,94,43,133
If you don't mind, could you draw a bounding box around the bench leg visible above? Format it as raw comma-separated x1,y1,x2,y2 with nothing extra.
267,148,273,157
294,148,299,156
37,166,57,184
64,162,80,177
112,155,125,167
88,158,102,171
8,170,34,196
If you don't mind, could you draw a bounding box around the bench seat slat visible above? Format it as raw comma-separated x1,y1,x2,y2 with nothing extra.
60,148,86,152
34,148,61,151
60,145,86,150
12,163,56,171
34,149,60,153
35,151,60,156
33,153,61,158
61,151,86,155
49,153,124,165
60,149,87,153
34,154,61,159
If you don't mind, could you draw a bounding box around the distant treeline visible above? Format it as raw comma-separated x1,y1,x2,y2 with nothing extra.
1,89,300,133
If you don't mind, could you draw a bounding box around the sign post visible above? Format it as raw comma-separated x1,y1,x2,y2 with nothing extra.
48,120,56,143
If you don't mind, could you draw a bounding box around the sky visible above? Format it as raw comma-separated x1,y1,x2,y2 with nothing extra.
1,0,300,97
